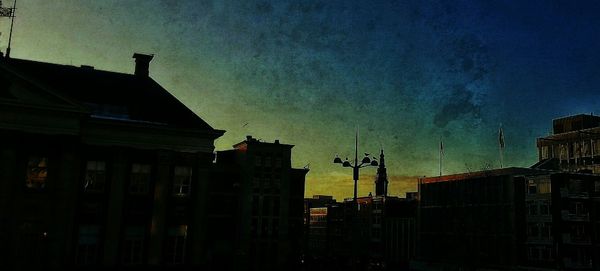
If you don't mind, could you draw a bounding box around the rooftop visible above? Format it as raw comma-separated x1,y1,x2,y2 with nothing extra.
0,56,222,134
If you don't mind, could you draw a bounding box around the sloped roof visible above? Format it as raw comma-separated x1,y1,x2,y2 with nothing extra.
0,58,220,132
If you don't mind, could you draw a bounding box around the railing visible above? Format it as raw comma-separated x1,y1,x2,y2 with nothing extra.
563,258,593,269
562,233,592,245
561,210,590,221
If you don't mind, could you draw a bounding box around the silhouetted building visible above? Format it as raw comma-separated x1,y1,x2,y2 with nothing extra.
207,136,308,270
413,167,600,271
536,114,600,173
0,54,224,269
354,194,417,269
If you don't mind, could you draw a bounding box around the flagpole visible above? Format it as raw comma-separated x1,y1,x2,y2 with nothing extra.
439,136,443,176
499,125,505,169
6,0,16,58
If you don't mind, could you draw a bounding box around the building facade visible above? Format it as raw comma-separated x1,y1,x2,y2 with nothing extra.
207,136,308,270
414,168,600,271
536,114,600,173
0,54,225,269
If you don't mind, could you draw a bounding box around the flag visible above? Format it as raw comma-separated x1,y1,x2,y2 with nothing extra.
498,127,505,149
440,138,444,156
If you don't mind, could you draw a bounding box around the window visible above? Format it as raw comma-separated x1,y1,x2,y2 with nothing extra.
264,156,272,167
252,196,259,216
528,223,539,238
272,219,279,238
165,225,187,264
275,157,282,168
122,226,145,264
272,198,280,216
528,184,537,195
254,156,262,167
261,219,269,238
173,166,192,197
539,201,550,215
25,156,48,190
84,161,106,192
77,225,100,265
129,164,151,194
251,218,258,237
595,181,600,192
527,201,538,216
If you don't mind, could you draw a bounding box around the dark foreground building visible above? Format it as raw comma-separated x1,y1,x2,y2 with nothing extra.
413,167,600,271
0,54,227,269
207,136,308,270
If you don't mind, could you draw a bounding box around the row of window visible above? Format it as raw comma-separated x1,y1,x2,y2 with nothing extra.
527,223,552,240
254,155,283,168
527,246,553,261
540,140,600,160
251,195,280,217
76,225,188,265
24,156,193,197
250,218,279,238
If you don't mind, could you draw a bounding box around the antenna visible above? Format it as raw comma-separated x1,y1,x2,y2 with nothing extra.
5,0,15,58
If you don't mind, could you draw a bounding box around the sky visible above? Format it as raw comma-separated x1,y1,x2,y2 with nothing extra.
4,0,600,201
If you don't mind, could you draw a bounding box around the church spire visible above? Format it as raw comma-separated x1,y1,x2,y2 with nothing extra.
375,149,388,196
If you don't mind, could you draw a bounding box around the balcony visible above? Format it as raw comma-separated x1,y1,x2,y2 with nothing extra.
563,258,593,269
562,233,592,245
561,211,590,222
560,188,590,199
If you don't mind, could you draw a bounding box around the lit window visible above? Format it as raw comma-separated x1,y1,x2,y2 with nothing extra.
165,225,187,264
25,156,48,190
77,225,100,265
129,164,151,194
84,161,106,192
122,226,145,264
173,166,192,197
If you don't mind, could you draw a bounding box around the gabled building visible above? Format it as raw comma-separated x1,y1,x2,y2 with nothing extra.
0,54,224,269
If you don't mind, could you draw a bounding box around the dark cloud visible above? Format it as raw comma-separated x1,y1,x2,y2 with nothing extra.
433,85,480,128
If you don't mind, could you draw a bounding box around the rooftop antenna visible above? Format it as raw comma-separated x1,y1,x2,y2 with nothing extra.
0,0,16,58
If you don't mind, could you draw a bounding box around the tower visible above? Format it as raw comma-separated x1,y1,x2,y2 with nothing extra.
374,149,388,196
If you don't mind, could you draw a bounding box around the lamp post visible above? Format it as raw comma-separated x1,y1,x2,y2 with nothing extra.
332,128,378,269
333,128,379,205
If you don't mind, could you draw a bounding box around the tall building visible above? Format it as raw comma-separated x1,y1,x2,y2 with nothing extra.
536,114,600,173
208,136,308,270
0,54,224,269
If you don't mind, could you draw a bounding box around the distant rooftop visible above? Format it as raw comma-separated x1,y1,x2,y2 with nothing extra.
552,114,600,134
420,167,550,184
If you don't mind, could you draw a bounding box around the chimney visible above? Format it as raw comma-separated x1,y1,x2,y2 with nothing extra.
132,53,154,77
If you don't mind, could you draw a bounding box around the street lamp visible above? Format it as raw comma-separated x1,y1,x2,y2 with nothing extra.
333,128,378,270
333,128,378,205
